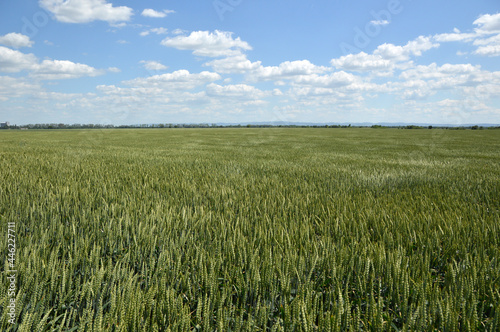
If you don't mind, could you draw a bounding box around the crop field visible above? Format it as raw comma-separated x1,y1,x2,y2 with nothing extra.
1,128,499,331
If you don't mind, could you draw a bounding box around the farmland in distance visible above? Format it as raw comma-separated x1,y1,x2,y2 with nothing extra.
1,128,499,331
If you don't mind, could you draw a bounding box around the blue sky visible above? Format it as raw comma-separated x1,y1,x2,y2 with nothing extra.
0,0,499,125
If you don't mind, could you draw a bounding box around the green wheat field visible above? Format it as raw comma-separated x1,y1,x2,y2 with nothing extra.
1,128,499,331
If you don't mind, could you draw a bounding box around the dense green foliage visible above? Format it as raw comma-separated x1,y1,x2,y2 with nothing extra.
1,128,499,331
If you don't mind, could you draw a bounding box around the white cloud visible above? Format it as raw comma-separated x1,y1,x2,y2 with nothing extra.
474,44,500,57
473,13,500,34
140,60,168,71
252,60,329,81
0,76,42,101
96,84,164,97
374,43,407,61
433,26,500,57
399,63,480,81
0,46,38,72
204,55,261,74
436,98,493,114
473,33,500,46
293,71,357,88
473,33,500,56
206,83,270,99
398,36,439,56
151,28,168,35
124,70,221,90
161,30,252,57
399,80,434,100
141,9,175,18
33,59,104,80
433,14,500,57
375,36,439,62
272,89,283,96
437,63,480,75
393,62,500,102
467,83,500,100
0,33,34,48
172,29,186,35
433,31,476,43
108,67,120,73
0,46,104,79
39,0,133,24
330,52,393,72
140,27,168,37
435,98,494,122
290,87,337,97
370,20,389,26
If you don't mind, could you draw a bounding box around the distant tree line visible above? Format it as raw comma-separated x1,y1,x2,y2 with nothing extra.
0,123,115,130
1,123,499,130
372,124,494,130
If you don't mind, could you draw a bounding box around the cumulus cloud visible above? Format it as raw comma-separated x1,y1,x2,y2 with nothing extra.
93,71,256,119
140,60,168,71
393,61,500,102
124,70,221,90
204,55,261,74
292,71,357,88
252,60,329,81
398,80,435,100
399,63,480,81
433,14,500,57
473,13,500,34
0,46,104,79
474,44,500,57
206,83,270,99
473,31,500,56
0,33,34,48
405,36,440,56
290,87,338,97
141,9,175,18
433,29,476,43
0,46,38,72
375,36,439,62
39,0,133,24
161,30,252,57
96,84,164,97
473,33,500,46
330,52,393,72
33,59,104,80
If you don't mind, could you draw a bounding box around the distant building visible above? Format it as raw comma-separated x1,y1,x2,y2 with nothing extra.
0,122,9,128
